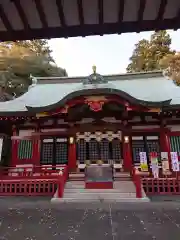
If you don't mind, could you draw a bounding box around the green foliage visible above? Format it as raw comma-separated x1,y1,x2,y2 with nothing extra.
0,40,67,97
127,31,175,73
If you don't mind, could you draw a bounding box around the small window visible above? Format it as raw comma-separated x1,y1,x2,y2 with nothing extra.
18,140,33,159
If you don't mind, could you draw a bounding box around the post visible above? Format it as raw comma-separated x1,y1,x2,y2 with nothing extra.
68,137,77,172
32,125,41,166
11,125,18,166
160,128,171,169
123,135,132,171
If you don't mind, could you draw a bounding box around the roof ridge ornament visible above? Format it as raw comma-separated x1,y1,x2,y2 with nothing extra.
83,65,108,85
28,74,37,90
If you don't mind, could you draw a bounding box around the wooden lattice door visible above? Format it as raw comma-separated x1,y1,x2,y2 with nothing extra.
131,136,145,164
55,138,68,164
40,137,68,165
146,136,160,161
40,138,54,165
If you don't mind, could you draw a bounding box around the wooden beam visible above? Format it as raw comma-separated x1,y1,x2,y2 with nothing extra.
0,4,13,31
55,0,66,27
13,0,30,30
155,0,168,29
77,0,84,25
34,0,48,28
174,7,180,30
118,0,125,24
137,0,146,32
98,0,104,25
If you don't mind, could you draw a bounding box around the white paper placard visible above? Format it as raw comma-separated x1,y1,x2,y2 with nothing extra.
150,152,159,178
161,152,168,160
139,152,147,163
0,138,3,162
170,152,180,172
161,152,170,174
139,152,148,171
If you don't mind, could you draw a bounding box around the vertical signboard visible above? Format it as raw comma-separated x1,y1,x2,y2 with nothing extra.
150,152,159,178
139,152,148,172
161,152,170,175
170,152,180,172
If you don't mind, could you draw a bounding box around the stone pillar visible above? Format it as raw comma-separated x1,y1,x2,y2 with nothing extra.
123,135,132,171
68,137,77,172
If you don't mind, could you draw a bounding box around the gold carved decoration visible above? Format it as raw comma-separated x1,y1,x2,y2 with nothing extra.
84,96,107,112
36,112,48,118
148,108,161,113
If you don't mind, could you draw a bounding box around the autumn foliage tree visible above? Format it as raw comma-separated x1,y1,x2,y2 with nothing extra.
0,40,67,97
160,53,180,85
127,31,175,73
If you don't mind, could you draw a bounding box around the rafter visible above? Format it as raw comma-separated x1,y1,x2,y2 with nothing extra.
0,4,13,31
34,0,48,28
55,0,66,27
137,0,146,32
98,0,103,25
77,0,84,25
174,7,180,30
12,0,30,30
118,0,125,23
155,0,168,29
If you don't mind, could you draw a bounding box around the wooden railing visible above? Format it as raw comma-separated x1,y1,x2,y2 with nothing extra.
0,179,58,196
142,178,180,195
130,167,142,198
0,165,69,197
0,165,67,180
57,166,68,198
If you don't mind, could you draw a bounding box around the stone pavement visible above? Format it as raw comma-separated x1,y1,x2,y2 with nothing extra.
0,197,180,239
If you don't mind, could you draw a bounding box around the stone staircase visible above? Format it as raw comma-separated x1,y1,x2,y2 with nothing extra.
51,177,149,203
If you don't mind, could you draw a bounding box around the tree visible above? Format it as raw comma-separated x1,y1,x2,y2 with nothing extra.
127,31,175,73
160,53,180,85
0,40,67,97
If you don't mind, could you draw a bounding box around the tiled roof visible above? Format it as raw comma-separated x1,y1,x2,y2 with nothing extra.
0,71,179,115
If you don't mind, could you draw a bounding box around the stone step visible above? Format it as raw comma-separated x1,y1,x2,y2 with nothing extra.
63,193,137,199
64,188,136,194
51,197,150,203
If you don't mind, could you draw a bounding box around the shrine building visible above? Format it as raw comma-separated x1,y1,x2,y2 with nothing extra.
0,68,180,175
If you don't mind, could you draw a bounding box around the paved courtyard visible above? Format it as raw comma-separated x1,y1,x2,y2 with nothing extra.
0,198,180,239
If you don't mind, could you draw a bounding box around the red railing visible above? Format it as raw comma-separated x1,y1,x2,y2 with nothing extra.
142,177,180,195
0,165,67,180
54,166,69,198
0,179,58,196
131,167,142,198
0,165,69,197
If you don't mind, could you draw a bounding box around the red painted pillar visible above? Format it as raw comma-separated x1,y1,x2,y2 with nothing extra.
68,137,77,172
123,135,132,171
32,136,41,166
32,125,41,166
11,125,18,166
160,128,171,169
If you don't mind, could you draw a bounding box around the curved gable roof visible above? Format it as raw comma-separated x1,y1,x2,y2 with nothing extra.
0,71,178,116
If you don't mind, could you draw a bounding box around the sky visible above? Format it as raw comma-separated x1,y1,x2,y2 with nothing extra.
49,30,180,77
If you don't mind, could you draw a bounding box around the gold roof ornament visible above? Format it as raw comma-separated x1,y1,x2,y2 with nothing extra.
83,65,108,84
92,65,96,74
